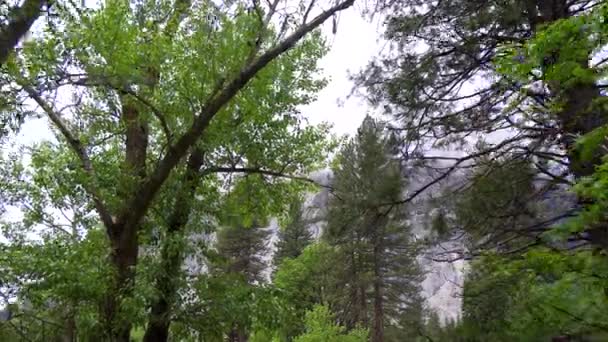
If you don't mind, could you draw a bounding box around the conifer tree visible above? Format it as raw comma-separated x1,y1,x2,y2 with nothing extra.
215,223,271,285
213,222,271,341
324,115,424,342
274,197,314,268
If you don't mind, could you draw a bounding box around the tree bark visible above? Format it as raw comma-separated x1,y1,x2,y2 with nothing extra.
61,311,76,342
372,243,384,342
227,324,248,342
357,246,368,328
102,98,149,341
531,3,606,179
531,0,608,248
102,222,140,341
0,0,50,66
143,151,204,342
559,81,605,178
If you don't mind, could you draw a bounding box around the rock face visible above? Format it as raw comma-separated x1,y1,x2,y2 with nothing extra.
418,242,466,324
292,168,466,323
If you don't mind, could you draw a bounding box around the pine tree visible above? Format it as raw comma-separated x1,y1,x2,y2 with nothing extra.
357,0,608,259
324,115,424,342
215,223,271,285
213,222,271,341
274,198,314,268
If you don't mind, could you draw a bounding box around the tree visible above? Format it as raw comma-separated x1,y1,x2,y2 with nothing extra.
0,0,356,339
448,247,608,341
427,156,546,261
210,222,271,341
214,222,271,286
445,7,608,339
273,242,340,339
293,305,368,342
274,197,314,268
0,0,50,66
324,116,424,342
0,0,53,137
358,0,607,252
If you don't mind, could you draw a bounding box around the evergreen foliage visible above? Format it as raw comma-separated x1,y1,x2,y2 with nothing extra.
324,116,424,341
274,197,314,267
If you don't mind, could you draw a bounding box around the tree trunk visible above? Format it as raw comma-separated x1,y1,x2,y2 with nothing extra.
227,324,248,342
101,98,148,341
372,244,384,342
359,283,368,327
102,224,139,341
143,151,204,342
348,246,368,329
532,0,608,248
0,0,49,66
143,297,171,342
95,1,356,339
531,2,606,178
559,81,605,177
61,311,76,342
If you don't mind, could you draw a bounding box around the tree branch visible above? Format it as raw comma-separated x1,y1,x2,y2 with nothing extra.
0,0,50,66
201,166,333,190
544,302,608,332
385,134,541,207
20,83,115,229
66,76,173,143
119,0,355,229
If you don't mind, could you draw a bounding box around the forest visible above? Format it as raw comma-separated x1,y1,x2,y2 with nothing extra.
0,0,607,341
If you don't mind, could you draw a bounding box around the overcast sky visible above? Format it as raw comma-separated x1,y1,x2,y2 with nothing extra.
300,7,382,136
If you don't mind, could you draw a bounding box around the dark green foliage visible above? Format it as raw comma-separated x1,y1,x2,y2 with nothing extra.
361,0,606,238
172,272,289,341
448,250,608,342
273,242,341,339
324,116,424,339
459,256,525,341
292,305,368,342
274,197,314,268
214,223,271,285
454,157,539,251
204,223,273,340
438,4,608,339
360,0,536,149
429,209,449,237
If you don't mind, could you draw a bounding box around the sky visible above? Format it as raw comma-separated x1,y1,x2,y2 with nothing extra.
300,6,383,136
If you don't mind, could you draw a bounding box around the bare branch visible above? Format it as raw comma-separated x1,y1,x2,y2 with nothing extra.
544,302,608,332
303,0,316,23
386,134,541,207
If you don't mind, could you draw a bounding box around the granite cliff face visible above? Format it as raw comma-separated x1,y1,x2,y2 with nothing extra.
293,169,466,323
